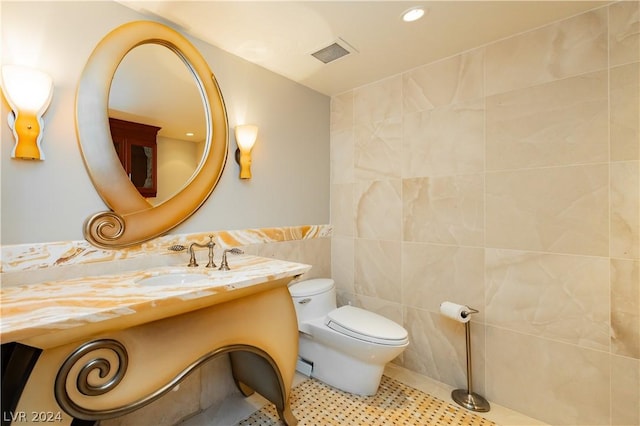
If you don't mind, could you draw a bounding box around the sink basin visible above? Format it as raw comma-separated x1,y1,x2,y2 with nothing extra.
137,272,210,286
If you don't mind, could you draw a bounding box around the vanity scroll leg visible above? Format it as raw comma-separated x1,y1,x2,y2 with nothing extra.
229,350,298,426
278,405,297,426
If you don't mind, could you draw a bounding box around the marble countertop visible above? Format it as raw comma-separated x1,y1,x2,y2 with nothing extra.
0,255,311,345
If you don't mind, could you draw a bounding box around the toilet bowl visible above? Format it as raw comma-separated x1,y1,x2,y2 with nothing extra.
288,278,409,395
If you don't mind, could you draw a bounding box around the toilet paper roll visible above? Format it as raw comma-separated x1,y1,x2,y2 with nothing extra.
440,301,472,323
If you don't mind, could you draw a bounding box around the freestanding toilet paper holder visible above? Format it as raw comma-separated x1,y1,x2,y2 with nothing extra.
453,306,491,412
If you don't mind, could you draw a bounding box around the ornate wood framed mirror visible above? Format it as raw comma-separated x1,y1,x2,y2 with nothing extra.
76,21,228,248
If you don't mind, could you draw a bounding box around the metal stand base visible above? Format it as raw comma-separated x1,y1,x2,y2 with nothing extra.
452,388,491,412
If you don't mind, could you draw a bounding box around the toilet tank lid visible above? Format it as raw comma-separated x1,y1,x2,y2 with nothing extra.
326,305,408,344
289,278,335,297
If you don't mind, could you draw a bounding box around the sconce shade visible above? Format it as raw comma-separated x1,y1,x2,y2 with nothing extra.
1,65,54,160
234,124,258,179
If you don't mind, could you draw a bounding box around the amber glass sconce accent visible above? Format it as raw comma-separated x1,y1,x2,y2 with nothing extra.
234,124,258,179
1,65,54,160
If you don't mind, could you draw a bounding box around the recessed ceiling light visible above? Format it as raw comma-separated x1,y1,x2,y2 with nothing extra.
402,6,426,22
185,132,194,137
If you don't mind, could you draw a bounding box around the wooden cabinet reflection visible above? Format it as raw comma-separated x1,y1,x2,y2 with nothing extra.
109,118,160,198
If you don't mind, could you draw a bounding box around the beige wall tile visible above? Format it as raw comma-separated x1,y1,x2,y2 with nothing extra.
486,165,609,256
486,326,610,425
486,249,610,351
255,239,301,260
402,306,465,384
330,91,354,132
611,161,640,259
255,238,330,281
611,355,640,425
330,128,354,184
609,0,640,66
403,175,484,246
342,293,404,326
335,289,356,308
403,49,484,113
299,237,331,279
354,117,402,180
354,239,401,303
355,179,402,240
610,63,640,161
403,307,486,393
611,258,640,358
330,183,354,237
354,75,402,125
486,71,608,171
485,9,607,96
331,236,354,294
402,99,484,178
402,242,484,320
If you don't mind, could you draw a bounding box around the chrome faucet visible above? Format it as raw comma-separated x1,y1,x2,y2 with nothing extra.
169,235,216,268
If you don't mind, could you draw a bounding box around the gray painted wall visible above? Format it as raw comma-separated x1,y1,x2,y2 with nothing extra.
1,1,330,245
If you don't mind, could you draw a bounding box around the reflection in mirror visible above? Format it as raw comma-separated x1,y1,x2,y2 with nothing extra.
108,43,206,205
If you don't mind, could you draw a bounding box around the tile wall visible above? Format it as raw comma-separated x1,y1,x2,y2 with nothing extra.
330,3,639,425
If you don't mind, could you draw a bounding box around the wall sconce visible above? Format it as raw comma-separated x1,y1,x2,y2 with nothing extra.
234,124,258,179
1,65,54,160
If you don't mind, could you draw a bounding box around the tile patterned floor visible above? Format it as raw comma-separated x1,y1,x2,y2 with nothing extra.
237,375,497,426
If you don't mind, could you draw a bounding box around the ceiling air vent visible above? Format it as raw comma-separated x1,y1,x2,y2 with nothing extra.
311,38,357,64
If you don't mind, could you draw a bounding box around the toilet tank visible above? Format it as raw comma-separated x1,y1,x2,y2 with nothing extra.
288,278,337,326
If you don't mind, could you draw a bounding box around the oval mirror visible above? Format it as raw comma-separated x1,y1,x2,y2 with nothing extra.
76,21,228,248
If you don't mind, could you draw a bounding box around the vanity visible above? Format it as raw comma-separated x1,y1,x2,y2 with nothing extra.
1,255,310,426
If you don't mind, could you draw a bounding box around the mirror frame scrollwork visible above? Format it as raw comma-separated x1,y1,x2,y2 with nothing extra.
76,21,228,248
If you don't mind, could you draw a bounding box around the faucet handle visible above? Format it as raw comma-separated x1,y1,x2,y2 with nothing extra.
219,248,244,271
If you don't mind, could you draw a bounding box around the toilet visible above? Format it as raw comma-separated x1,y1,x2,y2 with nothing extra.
288,278,409,396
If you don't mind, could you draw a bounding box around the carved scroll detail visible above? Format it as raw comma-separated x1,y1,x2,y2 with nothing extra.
83,211,126,247
54,339,128,418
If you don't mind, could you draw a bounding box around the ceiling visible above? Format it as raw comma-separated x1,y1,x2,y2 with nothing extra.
118,1,605,96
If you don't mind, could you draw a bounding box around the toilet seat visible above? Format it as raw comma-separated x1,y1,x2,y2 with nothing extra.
325,306,409,346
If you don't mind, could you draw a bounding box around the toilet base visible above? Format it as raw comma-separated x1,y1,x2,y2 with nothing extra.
299,333,384,396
